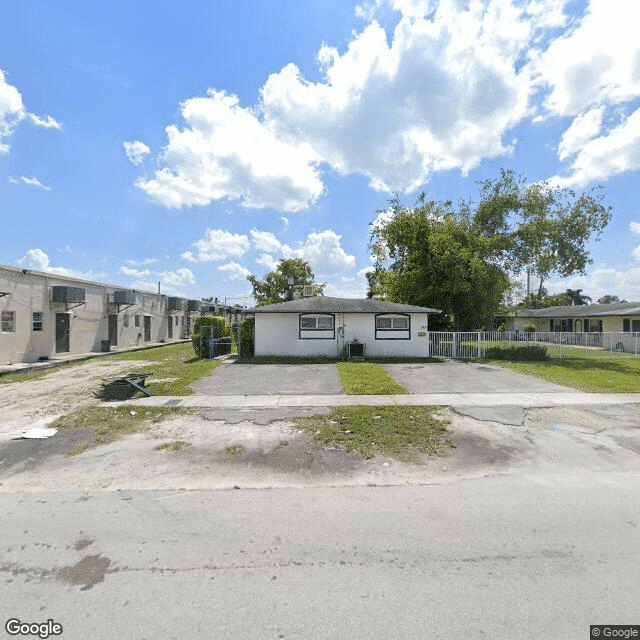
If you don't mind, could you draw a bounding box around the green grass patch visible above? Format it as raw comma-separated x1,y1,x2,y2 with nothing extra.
337,362,407,395
107,342,224,395
53,405,196,455
225,444,246,455
296,405,453,463
490,354,640,393
154,440,190,452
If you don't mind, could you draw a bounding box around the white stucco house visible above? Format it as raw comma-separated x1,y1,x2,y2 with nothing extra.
252,296,441,358
0,264,201,364
504,301,640,333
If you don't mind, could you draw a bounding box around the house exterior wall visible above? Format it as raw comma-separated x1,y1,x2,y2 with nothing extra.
0,266,183,364
254,312,431,357
507,314,640,333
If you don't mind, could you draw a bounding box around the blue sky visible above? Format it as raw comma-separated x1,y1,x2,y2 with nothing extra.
2,0,640,305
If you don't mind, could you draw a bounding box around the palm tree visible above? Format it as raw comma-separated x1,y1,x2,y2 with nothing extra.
566,289,592,305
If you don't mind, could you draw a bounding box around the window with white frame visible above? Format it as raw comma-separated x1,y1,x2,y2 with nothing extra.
299,314,335,338
375,314,410,339
32,312,44,332
2,311,15,332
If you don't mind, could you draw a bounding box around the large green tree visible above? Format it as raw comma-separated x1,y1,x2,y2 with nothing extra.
368,197,510,330
248,258,325,306
369,170,611,329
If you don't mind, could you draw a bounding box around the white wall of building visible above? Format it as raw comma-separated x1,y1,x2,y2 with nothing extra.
254,312,431,358
0,266,184,364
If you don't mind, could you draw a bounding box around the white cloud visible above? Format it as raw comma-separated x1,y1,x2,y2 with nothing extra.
1,68,61,153
133,1,579,211
250,229,292,254
136,90,324,211
631,221,640,261
123,140,150,165
551,107,640,187
159,268,196,287
261,2,535,194
0,69,25,153
181,228,250,262
8,176,51,191
16,249,99,280
28,113,61,129
293,230,356,276
125,257,158,266
557,106,603,162
533,0,640,118
217,261,251,280
255,253,279,271
546,264,640,302
121,265,152,279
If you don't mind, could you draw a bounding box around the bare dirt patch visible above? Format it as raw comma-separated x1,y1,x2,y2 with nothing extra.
0,359,150,442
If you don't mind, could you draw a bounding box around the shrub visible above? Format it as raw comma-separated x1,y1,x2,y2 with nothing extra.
484,345,549,361
233,318,255,358
522,322,536,333
192,316,231,357
497,322,507,332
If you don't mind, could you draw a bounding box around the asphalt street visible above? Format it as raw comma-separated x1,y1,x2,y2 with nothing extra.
2,475,639,640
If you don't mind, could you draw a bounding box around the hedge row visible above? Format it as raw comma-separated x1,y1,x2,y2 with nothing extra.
484,345,549,361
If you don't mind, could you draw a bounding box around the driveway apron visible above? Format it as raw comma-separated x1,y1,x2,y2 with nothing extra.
384,361,575,394
190,363,343,396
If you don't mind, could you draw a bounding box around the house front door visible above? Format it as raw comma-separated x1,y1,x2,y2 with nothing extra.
144,315,151,342
108,314,118,347
55,313,70,353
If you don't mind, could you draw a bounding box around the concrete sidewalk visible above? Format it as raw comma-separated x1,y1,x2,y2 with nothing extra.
108,390,640,409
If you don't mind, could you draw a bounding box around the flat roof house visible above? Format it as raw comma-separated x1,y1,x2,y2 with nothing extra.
252,296,441,359
0,264,196,364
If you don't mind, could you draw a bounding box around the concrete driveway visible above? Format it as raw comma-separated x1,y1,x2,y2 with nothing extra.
190,362,343,395
384,360,571,394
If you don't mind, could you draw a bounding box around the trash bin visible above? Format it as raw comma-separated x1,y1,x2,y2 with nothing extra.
101,340,110,352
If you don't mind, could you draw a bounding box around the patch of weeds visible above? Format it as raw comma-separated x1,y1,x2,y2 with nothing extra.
154,440,190,452
107,342,224,395
53,406,196,455
336,362,407,395
225,444,246,455
296,405,453,463
275,440,289,449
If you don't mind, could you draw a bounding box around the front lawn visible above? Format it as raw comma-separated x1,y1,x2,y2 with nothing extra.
336,362,408,395
296,405,453,463
490,353,640,393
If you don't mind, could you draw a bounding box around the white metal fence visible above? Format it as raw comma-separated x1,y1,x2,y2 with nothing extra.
429,331,640,360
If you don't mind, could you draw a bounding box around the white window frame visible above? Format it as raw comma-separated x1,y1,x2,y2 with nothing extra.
375,313,411,340
32,311,44,332
299,314,335,339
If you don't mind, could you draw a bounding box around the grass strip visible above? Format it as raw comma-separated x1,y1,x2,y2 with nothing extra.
53,405,195,455
490,355,640,393
337,362,407,395
107,342,224,395
296,405,453,463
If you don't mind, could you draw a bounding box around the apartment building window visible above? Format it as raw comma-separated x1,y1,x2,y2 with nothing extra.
32,312,44,332
123,315,129,328
2,311,15,332
135,315,140,328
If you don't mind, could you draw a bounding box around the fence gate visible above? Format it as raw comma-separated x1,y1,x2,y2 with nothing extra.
429,332,481,359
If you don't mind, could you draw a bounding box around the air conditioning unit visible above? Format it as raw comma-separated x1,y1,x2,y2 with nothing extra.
303,285,314,297
112,290,135,305
51,286,86,304
347,341,365,361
